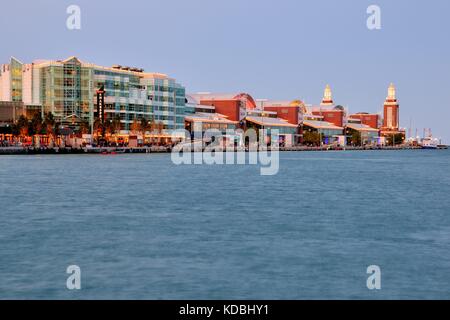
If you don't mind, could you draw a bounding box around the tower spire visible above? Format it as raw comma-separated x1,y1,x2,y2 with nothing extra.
321,84,333,106
387,83,396,101
382,83,400,130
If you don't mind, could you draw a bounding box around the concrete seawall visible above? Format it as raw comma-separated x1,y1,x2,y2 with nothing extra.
0,145,434,155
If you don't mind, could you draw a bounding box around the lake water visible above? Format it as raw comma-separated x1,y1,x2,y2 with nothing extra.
0,150,450,299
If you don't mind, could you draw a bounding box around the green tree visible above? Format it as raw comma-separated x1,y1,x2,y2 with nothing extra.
44,112,56,146
104,120,113,137
156,121,164,146
149,115,157,145
351,131,362,146
303,130,321,146
139,117,151,145
78,120,90,135
30,112,43,146
112,114,121,135
16,115,29,142
130,118,140,135
93,118,104,143
11,122,20,137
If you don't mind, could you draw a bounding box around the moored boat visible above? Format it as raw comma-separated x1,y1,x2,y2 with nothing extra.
421,136,442,149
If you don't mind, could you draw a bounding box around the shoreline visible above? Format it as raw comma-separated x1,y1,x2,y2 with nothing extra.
0,145,442,155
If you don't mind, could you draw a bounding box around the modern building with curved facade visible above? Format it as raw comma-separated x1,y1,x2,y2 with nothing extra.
0,56,187,133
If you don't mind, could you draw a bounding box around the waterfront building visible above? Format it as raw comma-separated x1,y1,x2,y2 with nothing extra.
185,113,238,135
247,108,278,119
0,101,25,123
311,107,345,128
190,93,300,146
303,112,325,121
0,101,41,123
0,56,187,133
262,100,306,144
306,85,346,128
184,95,238,135
349,113,380,129
0,57,24,102
345,123,380,145
296,85,346,145
190,92,257,123
302,120,344,145
263,100,304,126
257,90,348,146
245,116,298,146
1,56,409,148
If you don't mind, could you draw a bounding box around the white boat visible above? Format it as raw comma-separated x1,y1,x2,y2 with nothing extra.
421,137,439,149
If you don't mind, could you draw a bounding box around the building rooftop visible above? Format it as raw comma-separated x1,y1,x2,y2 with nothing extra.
30,56,170,80
303,120,343,130
350,112,379,116
246,116,297,128
185,113,238,124
263,100,305,107
247,109,278,116
191,92,257,109
191,93,242,101
346,123,379,132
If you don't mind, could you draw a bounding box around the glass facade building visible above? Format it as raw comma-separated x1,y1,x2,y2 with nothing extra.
1,56,187,132
39,57,94,121
0,57,24,102
10,57,23,102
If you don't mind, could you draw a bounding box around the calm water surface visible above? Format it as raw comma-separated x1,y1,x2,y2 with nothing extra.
0,150,450,299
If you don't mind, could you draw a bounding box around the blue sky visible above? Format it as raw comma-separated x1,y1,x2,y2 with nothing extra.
1,0,449,141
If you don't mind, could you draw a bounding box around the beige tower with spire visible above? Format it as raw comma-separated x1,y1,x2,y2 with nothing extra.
386,83,396,103
321,84,334,106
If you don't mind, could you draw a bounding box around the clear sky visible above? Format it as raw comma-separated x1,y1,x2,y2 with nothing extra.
1,0,449,141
